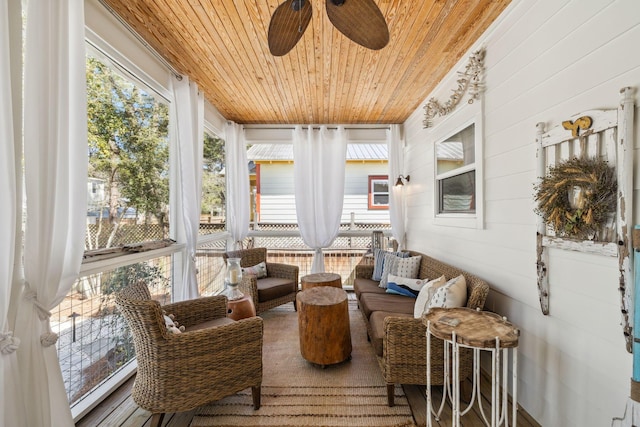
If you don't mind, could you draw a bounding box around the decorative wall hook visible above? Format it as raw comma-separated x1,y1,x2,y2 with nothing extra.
561,116,593,137
423,48,486,128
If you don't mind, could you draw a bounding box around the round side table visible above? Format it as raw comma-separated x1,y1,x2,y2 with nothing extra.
423,307,520,427
300,272,342,291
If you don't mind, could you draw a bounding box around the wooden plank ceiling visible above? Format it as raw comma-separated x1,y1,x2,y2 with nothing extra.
100,0,510,124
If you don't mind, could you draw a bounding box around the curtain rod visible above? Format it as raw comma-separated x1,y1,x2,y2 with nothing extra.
98,0,183,80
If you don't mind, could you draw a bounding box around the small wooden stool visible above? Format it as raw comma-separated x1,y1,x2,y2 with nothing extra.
297,286,352,367
300,272,342,291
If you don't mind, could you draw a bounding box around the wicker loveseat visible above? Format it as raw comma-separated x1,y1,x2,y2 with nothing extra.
115,281,263,427
354,250,490,406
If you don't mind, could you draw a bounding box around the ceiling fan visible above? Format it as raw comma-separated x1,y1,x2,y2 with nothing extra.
268,0,390,56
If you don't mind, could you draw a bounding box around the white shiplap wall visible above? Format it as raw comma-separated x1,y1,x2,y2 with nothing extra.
402,0,640,426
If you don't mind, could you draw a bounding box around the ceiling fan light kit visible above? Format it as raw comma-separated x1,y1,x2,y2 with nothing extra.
268,0,389,56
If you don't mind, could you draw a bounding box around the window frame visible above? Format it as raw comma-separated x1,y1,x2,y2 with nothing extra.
84,41,173,257
368,175,390,210
431,108,484,229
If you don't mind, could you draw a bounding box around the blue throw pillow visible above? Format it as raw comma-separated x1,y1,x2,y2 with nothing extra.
386,282,419,298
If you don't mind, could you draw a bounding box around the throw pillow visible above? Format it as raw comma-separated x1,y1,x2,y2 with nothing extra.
413,275,446,318
380,255,421,288
163,314,183,334
426,274,467,312
371,248,408,281
242,261,268,279
385,274,429,297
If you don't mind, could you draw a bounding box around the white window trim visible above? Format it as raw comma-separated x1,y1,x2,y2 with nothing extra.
431,106,484,229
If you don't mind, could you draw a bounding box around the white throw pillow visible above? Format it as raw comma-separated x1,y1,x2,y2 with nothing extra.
393,255,421,279
386,274,429,297
163,314,183,334
381,255,422,288
426,274,467,313
372,249,408,281
242,261,268,279
413,275,446,318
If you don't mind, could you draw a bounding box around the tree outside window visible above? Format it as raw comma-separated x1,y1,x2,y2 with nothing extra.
85,54,170,250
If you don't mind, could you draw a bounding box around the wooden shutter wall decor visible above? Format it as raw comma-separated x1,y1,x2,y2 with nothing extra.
535,87,635,352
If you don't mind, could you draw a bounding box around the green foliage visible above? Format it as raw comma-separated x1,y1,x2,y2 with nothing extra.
201,132,226,215
102,263,167,296
86,56,169,223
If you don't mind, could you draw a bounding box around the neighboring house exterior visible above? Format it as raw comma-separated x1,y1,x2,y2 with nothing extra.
247,143,390,224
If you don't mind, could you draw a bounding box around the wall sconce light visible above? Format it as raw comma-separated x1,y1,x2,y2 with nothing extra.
395,175,410,186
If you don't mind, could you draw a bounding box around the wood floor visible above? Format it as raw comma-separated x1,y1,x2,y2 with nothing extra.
76,373,541,427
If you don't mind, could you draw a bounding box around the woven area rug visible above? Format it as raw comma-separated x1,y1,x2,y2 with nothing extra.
190,298,416,427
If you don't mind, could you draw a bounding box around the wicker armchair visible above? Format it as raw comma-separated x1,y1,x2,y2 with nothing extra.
223,247,299,314
114,281,263,427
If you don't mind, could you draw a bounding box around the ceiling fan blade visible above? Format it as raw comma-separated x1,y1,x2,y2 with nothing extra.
268,0,313,56
326,0,389,50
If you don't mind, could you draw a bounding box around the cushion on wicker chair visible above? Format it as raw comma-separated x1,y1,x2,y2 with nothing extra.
185,316,235,331
243,261,268,278
256,277,297,301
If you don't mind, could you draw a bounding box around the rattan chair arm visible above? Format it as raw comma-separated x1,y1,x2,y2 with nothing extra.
383,315,447,362
143,317,263,396
266,262,299,281
239,275,260,309
382,314,471,386
161,295,228,327
355,264,374,279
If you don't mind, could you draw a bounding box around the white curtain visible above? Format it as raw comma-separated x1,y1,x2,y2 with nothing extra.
13,1,88,426
388,124,406,250
172,76,204,301
225,122,250,249
1,1,25,426
293,125,347,273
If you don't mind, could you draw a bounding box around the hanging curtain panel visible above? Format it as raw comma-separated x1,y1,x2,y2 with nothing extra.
388,124,406,250
293,125,347,273
14,1,88,426
1,1,25,426
172,76,204,301
225,122,250,249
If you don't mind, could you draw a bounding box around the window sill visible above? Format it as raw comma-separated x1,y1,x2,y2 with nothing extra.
434,214,482,229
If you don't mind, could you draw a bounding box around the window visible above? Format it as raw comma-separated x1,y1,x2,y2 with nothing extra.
200,130,226,235
85,51,170,251
435,124,476,214
368,175,389,210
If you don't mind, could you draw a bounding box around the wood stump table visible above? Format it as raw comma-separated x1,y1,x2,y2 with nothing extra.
300,272,342,291
296,286,352,367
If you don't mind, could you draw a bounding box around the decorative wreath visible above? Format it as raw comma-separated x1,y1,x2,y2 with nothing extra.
534,156,617,240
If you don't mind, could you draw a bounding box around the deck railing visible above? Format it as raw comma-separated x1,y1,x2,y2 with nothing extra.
56,223,392,419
